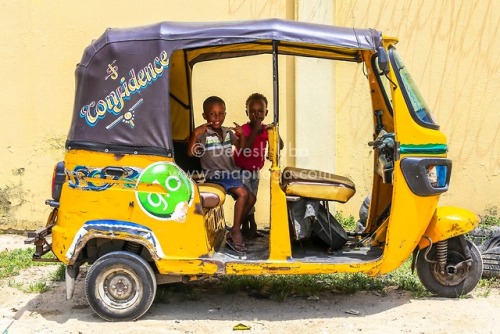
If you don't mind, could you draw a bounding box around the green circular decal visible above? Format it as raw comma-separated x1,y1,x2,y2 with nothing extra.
136,162,193,220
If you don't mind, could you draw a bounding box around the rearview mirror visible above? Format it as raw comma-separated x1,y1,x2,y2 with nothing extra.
377,46,389,75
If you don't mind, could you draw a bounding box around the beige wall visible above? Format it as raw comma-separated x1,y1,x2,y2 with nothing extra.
0,0,498,230
333,0,500,217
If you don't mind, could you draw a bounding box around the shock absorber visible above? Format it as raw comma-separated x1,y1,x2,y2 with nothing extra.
124,241,142,254
436,240,448,275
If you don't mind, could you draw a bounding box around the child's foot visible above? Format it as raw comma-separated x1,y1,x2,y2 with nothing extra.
226,231,247,252
246,223,264,239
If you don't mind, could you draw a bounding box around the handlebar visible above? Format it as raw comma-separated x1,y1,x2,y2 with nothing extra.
370,132,395,184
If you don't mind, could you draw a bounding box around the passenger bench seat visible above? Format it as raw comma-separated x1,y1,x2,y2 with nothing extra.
281,166,355,203
198,183,226,208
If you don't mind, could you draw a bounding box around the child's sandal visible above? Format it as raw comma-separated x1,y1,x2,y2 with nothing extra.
226,232,247,252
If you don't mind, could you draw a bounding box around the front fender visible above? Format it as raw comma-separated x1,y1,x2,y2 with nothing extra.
418,206,478,249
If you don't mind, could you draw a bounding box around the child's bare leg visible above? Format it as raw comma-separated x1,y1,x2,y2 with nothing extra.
241,193,256,236
228,187,251,244
241,216,250,236
242,192,256,219
247,213,257,233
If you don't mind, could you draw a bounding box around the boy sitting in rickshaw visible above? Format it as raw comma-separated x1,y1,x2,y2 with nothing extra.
187,96,256,252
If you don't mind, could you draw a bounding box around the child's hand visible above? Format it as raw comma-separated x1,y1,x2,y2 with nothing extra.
193,122,212,136
231,122,243,136
251,122,264,134
250,117,263,125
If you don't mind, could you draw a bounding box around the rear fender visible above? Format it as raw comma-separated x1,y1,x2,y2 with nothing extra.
417,206,479,249
66,220,164,264
64,221,163,300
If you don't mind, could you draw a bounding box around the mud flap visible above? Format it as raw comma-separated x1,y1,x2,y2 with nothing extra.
65,264,80,300
411,248,418,273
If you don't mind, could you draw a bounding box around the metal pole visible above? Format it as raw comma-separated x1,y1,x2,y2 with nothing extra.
272,40,279,124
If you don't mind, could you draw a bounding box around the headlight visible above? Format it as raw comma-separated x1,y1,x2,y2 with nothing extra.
426,165,447,188
401,158,452,196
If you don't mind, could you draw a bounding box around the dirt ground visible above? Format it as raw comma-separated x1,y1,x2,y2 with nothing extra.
1,234,499,334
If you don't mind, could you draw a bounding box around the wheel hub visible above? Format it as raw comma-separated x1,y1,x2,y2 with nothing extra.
106,274,134,300
96,268,141,309
432,250,469,286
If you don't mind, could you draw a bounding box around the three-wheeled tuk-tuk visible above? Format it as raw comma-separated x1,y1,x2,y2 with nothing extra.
26,19,482,321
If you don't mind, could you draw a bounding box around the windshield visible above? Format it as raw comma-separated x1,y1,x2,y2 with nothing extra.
389,48,439,129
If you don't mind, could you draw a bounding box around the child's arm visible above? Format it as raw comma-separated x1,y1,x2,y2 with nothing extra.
231,122,246,149
243,124,263,149
187,123,211,157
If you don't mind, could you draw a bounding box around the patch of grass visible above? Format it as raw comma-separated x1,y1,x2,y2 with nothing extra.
0,247,63,293
379,260,429,298
7,279,49,293
7,280,24,290
217,275,261,294
156,259,428,302
335,212,357,231
155,282,203,303
476,277,500,297
479,206,499,228
0,248,38,279
325,273,385,293
468,207,500,248
50,263,66,281
24,281,50,293
0,247,57,279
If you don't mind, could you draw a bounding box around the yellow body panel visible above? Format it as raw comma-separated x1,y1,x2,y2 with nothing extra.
374,55,451,274
378,163,440,274
268,169,291,260
418,206,479,249
225,260,382,276
52,150,213,267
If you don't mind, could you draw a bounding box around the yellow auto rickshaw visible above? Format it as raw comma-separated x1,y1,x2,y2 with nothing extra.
26,19,482,321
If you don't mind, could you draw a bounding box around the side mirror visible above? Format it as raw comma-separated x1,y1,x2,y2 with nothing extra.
377,46,389,75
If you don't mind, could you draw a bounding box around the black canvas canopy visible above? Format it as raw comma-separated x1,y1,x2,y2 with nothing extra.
67,19,383,156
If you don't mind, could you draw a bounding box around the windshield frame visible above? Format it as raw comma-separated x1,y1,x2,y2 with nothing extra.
371,53,393,117
389,47,439,130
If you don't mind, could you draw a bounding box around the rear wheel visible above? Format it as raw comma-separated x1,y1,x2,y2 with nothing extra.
416,237,482,297
482,246,500,278
483,236,500,251
85,251,156,321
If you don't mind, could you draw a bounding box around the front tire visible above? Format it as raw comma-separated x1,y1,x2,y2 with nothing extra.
416,237,482,297
85,251,157,321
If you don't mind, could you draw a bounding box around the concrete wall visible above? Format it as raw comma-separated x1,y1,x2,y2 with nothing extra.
0,0,498,230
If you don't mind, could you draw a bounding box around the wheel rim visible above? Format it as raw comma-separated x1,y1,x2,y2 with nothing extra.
431,250,469,286
96,267,142,309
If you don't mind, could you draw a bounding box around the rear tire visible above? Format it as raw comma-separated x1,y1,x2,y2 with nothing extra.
416,237,483,297
469,226,500,251
482,246,500,278
85,251,156,321
483,236,500,251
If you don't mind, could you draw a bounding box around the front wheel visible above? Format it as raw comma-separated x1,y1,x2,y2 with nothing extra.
85,251,157,321
416,236,483,297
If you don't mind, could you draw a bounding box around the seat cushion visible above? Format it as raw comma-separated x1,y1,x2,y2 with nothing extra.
281,167,355,203
198,183,226,208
